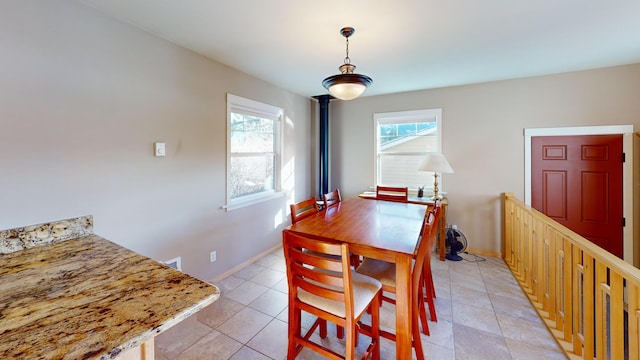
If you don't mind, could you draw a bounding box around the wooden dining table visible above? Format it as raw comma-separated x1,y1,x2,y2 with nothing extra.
284,197,428,360
359,191,449,261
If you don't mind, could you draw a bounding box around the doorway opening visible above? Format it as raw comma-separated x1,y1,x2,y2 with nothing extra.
524,125,634,264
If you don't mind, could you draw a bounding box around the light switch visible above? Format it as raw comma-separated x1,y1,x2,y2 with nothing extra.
154,142,166,157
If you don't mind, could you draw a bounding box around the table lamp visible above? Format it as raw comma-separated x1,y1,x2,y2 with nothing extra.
418,152,454,199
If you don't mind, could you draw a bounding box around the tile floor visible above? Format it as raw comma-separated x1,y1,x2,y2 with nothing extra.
155,249,567,359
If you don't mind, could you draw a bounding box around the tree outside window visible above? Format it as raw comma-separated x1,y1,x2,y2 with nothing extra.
226,94,282,211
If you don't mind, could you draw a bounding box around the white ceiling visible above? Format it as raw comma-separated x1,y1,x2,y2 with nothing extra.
79,0,640,98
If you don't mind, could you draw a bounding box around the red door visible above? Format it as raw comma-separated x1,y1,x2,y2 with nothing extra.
531,135,624,258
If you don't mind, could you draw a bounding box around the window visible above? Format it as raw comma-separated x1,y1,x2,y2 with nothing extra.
226,94,282,211
374,109,442,191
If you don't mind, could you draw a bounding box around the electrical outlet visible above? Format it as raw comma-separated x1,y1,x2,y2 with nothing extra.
210,251,217,263
154,142,166,157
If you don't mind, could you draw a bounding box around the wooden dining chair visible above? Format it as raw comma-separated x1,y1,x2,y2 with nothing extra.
375,186,409,203
290,195,359,340
283,231,382,360
290,197,319,224
323,189,342,209
355,205,440,360
421,200,442,324
291,195,360,271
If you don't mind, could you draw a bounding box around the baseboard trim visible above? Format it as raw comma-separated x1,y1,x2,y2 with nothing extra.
209,244,282,284
465,247,502,258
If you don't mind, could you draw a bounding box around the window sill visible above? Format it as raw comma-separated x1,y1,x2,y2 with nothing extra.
224,192,283,212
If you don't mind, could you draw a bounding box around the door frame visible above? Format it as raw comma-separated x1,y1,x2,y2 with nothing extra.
524,125,634,264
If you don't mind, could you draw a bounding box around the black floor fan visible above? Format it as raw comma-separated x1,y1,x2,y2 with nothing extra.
445,225,468,261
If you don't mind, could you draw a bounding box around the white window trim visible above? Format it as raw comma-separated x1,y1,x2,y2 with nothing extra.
225,93,283,212
373,109,443,191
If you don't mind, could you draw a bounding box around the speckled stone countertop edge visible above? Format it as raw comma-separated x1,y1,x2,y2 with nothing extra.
110,290,220,358
0,215,93,254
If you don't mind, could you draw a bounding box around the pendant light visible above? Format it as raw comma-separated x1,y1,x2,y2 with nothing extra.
322,27,373,100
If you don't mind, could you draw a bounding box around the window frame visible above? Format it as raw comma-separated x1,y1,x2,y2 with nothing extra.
225,93,283,211
373,108,443,192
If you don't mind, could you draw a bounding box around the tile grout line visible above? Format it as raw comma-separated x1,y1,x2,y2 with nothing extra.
157,249,564,360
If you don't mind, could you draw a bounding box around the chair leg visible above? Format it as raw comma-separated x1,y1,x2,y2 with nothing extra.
345,320,356,360
350,253,361,268
288,306,301,359
412,298,426,360
422,263,437,322
423,260,436,298
417,274,431,336
423,273,437,322
371,293,381,360
320,318,328,338
418,293,430,336
425,278,437,322
339,324,359,347
430,272,437,298
412,322,425,360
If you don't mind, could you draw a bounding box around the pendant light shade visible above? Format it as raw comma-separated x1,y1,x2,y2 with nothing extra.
322,27,372,100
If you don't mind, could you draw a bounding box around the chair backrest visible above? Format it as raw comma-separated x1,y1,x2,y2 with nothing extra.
376,186,409,203
424,200,442,258
323,189,342,209
290,197,319,224
283,231,354,315
412,202,441,290
416,199,442,247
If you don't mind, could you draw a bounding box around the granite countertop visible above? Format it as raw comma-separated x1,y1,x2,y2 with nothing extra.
0,219,219,360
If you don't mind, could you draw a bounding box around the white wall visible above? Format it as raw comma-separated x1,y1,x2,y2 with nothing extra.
331,65,640,255
0,0,312,281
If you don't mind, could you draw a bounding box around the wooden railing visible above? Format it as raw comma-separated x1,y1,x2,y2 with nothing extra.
503,193,640,359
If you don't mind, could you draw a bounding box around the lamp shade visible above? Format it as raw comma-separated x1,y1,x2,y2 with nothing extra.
418,153,454,173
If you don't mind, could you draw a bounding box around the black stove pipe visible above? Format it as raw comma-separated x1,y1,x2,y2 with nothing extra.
313,95,332,198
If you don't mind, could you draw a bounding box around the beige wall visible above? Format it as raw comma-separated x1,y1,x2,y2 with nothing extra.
3,1,639,277
331,65,640,255
0,0,312,281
